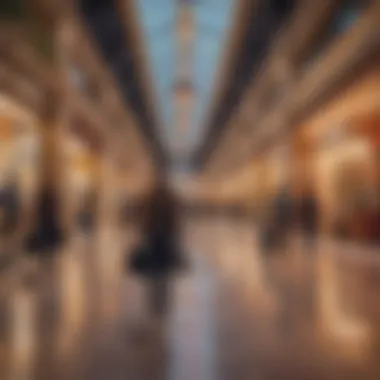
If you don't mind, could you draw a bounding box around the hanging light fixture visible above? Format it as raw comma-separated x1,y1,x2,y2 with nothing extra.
173,80,194,105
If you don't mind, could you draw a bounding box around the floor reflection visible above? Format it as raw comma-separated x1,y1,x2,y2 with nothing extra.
0,217,379,379
8,281,37,380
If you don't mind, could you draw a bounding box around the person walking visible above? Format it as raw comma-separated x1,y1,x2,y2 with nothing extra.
128,177,184,317
299,190,318,250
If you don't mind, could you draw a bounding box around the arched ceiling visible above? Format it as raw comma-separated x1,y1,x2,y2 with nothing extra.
80,0,168,168
133,0,176,146
79,0,295,171
134,0,236,161
192,0,235,148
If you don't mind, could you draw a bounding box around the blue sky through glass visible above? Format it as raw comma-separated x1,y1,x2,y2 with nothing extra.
134,0,235,155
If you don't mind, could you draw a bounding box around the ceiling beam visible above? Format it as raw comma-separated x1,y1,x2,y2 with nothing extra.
0,27,153,173
195,0,255,155
206,0,380,179
115,0,161,130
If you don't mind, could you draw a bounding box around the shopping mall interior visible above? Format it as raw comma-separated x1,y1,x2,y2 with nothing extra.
0,0,379,379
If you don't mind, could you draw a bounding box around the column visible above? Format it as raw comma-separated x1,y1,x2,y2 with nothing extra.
25,93,65,254
97,155,117,231
353,113,380,240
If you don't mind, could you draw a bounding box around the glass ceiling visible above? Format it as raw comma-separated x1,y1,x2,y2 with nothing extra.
134,0,235,159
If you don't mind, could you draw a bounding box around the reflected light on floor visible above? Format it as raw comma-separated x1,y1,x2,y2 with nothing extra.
9,285,37,380
317,250,372,358
57,249,85,356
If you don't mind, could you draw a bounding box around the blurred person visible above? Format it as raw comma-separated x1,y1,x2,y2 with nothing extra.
128,177,184,318
375,205,380,244
260,187,293,255
374,182,380,243
0,175,20,236
258,199,276,255
24,188,64,254
352,188,379,243
364,186,379,244
299,188,318,250
77,190,97,233
273,187,294,250
0,175,20,267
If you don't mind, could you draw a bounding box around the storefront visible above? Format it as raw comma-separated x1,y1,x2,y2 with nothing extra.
0,94,40,241
296,63,380,243
61,131,100,232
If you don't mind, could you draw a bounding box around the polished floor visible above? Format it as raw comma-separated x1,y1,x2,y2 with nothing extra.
0,217,380,379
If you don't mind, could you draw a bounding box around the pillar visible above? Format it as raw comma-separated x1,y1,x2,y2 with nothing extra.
358,113,380,189
97,155,118,233
352,112,380,239
25,94,64,254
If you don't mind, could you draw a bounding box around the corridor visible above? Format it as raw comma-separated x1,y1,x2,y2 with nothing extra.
1,1,380,379
0,219,380,380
